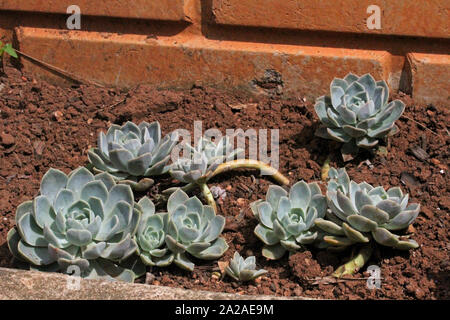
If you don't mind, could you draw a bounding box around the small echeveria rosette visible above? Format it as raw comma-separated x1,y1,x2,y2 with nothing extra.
314,73,405,160
135,197,174,267
315,168,420,250
163,189,229,271
7,167,141,282
88,121,179,191
251,182,327,260
169,135,244,184
225,252,268,282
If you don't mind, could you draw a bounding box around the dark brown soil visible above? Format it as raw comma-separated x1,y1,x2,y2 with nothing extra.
0,62,449,300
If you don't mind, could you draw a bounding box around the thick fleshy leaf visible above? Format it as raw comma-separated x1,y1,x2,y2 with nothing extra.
104,184,134,214
383,205,420,230
331,86,345,108
109,148,134,172
257,201,274,229
203,215,226,243
254,224,278,245
347,214,378,232
289,181,311,211
337,190,357,215
194,237,228,260
315,218,345,235
266,185,287,210
7,228,23,261
67,167,95,195
127,153,152,176
17,212,47,247
83,242,107,259
336,105,357,124
66,229,92,246
173,253,195,271
342,222,370,243
43,225,70,248
33,196,56,229
40,169,68,203
342,125,367,138
357,74,376,98
18,240,55,265
327,128,351,143
355,190,373,211
168,189,189,214
372,227,399,247
262,243,286,260
376,200,401,219
80,180,109,204
323,235,354,247
15,201,33,225
280,238,301,251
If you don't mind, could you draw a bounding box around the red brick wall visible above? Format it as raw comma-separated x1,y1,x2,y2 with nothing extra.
0,0,448,105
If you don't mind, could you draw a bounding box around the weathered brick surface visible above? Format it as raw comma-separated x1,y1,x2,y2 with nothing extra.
0,0,448,106
212,0,450,38
408,53,450,106
16,27,391,101
0,0,188,21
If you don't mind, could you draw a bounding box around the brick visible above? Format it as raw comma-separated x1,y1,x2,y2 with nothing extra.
0,0,188,22
16,27,393,102
407,53,450,106
212,0,450,38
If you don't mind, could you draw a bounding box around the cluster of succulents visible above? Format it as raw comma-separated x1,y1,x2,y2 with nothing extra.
251,182,327,260
315,168,420,250
225,252,267,282
7,73,423,283
315,73,405,160
88,121,179,191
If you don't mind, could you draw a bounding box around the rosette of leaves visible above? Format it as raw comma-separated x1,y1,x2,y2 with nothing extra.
135,197,174,267
225,252,268,282
164,189,229,271
314,73,405,160
88,121,179,191
250,182,327,260
315,168,420,250
169,135,243,184
7,167,142,282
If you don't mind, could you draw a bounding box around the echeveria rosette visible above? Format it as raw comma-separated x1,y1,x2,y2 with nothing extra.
88,121,179,191
164,189,229,271
315,168,420,250
225,252,268,282
135,197,174,267
169,136,244,184
251,182,327,260
314,73,405,160
7,167,141,282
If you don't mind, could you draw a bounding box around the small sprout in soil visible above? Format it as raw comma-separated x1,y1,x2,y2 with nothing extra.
251,182,327,260
314,73,405,161
316,167,420,276
210,185,227,201
88,121,179,191
135,197,174,267
0,42,18,59
7,167,141,282
225,252,268,282
164,189,229,272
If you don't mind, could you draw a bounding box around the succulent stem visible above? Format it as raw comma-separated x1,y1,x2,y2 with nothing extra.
333,244,373,278
208,159,289,186
321,156,331,181
199,183,217,213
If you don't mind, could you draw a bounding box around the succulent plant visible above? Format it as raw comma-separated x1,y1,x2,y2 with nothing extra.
225,252,268,282
7,167,142,282
88,121,179,191
315,168,420,250
164,189,229,271
250,182,327,260
169,135,243,184
135,197,174,267
314,73,405,159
